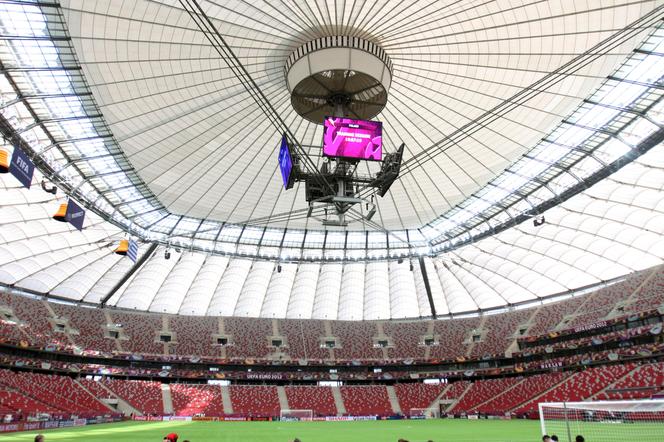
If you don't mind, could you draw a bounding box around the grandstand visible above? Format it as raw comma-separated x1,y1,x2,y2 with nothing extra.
0,0,663,441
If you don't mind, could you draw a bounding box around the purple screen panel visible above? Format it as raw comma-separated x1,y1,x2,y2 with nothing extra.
323,117,382,161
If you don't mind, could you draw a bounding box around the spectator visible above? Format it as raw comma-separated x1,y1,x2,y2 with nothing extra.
576,436,585,442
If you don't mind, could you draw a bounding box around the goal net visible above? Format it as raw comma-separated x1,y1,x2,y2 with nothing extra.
280,409,313,421
409,408,440,419
539,400,664,442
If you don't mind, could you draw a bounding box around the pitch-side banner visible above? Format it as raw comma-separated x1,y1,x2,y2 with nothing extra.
9,148,34,189
65,199,86,231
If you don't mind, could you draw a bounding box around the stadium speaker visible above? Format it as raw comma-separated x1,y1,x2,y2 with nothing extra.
114,239,129,256
52,203,68,221
0,149,8,173
277,264,282,273
41,180,57,195
533,215,546,227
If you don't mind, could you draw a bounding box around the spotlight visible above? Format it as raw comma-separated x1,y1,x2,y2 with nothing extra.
533,215,546,227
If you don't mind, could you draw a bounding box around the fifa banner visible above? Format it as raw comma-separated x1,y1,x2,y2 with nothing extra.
65,199,86,231
9,148,34,189
127,239,139,263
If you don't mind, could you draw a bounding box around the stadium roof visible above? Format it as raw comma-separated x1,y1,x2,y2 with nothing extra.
0,0,663,318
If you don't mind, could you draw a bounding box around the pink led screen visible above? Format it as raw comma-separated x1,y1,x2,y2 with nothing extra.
323,117,382,161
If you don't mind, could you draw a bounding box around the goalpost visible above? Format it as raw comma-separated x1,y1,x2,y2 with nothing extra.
408,408,440,419
280,409,313,421
539,400,664,442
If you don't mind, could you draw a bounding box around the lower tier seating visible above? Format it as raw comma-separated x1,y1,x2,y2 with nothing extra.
101,379,164,415
284,386,337,416
394,383,447,414
228,386,280,417
1,363,664,420
452,377,522,412
170,384,224,416
340,385,393,416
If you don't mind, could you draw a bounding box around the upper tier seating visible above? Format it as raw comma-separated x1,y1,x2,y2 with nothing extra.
50,303,117,354
385,321,427,360
169,315,219,358
471,310,533,358
564,271,650,329
429,318,479,360
340,385,392,416
623,267,664,314
110,312,164,355
331,321,382,360
0,262,661,362
284,386,337,416
0,294,61,347
526,297,585,337
278,319,329,360
224,318,273,360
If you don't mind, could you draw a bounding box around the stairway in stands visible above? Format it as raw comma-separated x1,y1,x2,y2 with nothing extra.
220,385,234,414
385,386,402,414
277,386,290,411
161,384,173,415
331,387,346,416
589,364,642,400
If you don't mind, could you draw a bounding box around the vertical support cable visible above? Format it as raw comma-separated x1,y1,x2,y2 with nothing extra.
418,256,437,319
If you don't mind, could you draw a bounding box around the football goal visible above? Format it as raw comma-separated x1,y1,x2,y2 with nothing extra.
539,400,664,442
409,408,440,419
280,409,313,421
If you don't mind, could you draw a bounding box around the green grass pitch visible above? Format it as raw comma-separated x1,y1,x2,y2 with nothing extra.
0,419,542,442
3,418,662,441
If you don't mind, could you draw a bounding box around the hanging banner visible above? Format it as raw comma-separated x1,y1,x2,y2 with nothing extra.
127,239,138,263
9,148,34,189
65,199,86,231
